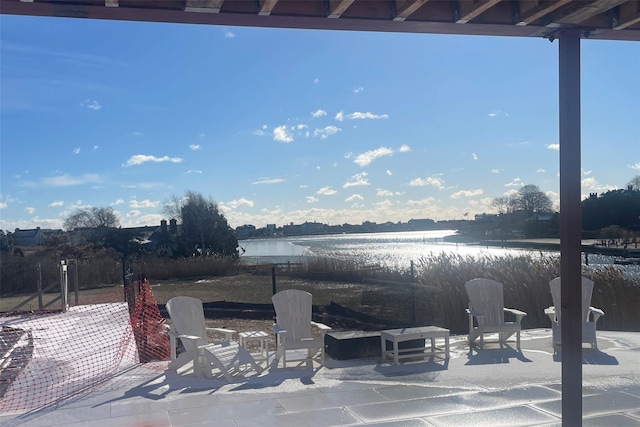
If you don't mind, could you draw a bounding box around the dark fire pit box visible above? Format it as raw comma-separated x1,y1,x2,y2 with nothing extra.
325,331,425,360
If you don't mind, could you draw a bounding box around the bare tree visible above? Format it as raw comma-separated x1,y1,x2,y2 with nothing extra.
63,207,121,247
627,175,640,191
492,194,519,214
515,184,553,214
63,207,120,230
162,194,184,223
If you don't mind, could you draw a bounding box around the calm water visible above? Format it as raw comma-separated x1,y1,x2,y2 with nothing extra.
239,230,554,270
239,230,640,277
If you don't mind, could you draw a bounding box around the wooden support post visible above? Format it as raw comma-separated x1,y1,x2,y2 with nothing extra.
558,30,582,427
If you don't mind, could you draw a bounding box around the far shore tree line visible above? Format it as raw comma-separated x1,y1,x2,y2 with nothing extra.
1,176,640,261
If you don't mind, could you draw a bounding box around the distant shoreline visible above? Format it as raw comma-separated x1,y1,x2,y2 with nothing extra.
461,238,640,258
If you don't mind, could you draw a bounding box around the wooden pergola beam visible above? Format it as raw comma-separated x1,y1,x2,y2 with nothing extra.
328,0,356,18
185,0,225,13
105,0,118,8
516,0,572,26
393,0,430,22
552,0,627,25
456,0,502,24
613,0,640,29
259,0,279,16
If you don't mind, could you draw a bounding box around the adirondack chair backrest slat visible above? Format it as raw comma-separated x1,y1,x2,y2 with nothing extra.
465,278,505,325
166,296,208,353
549,276,594,323
272,289,312,342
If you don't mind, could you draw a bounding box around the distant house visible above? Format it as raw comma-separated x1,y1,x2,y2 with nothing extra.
14,227,63,246
14,227,44,246
141,219,179,256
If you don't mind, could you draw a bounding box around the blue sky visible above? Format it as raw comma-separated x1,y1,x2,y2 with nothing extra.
1,15,639,231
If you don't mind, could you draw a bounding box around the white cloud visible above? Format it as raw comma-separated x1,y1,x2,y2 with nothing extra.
343,172,369,188
353,147,393,167
386,170,393,176
73,147,81,155
81,99,101,110
226,198,254,209
0,202,7,209
42,173,102,186
409,177,445,189
129,199,159,208
581,177,617,193
450,189,483,199
132,132,144,137
629,163,640,170
491,169,501,174
93,145,99,151
377,189,393,197
253,129,267,136
314,125,341,139
582,169,592,175
353,86,364,93
296,124,308,130
537,169,546,173
184,169,203,174
224,30,235,38
190,144,201,150
111,198,124,205
345,194,364,202
312,109,326,118
49,201,64,207
399,145,411,153
316,186,337,196
338,111,389,121
313,78,319,84
127,210,141,217
505,178,523,187
122,154,184,167
547,143,560,151
273,125,294,143
198,133,206,138
26,207,35,214
488,110,508,118
472,153,478,160
252,178,285,185
344,152,353,159
306,196,319,203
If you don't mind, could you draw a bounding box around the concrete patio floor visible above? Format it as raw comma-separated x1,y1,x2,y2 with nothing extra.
2,329,639,427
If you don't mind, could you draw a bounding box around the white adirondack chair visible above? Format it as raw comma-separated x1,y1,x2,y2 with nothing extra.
165,296,263,381
544,276,604,350
271,289,331,368
465,278,527,349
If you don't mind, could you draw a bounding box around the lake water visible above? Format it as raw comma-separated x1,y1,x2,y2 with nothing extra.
238,229,640,274
239,230,553,270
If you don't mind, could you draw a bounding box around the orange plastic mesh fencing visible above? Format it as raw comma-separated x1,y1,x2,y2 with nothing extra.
0,280,170,414
130,279,171,363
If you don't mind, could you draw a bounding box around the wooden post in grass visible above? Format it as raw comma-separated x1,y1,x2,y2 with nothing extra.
271,265,277,295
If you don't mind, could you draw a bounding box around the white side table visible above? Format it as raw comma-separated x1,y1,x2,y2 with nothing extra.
380,326,450,365
238,330,269,365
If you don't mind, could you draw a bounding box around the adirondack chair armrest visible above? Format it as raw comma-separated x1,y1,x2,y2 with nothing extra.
311,321,331,338
311,321,332,331
588,306,604,323
544,307,557,322
465,308,484,319
206,327,236,341
272,324,287,335
169,332,202,342
504,308,527,323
